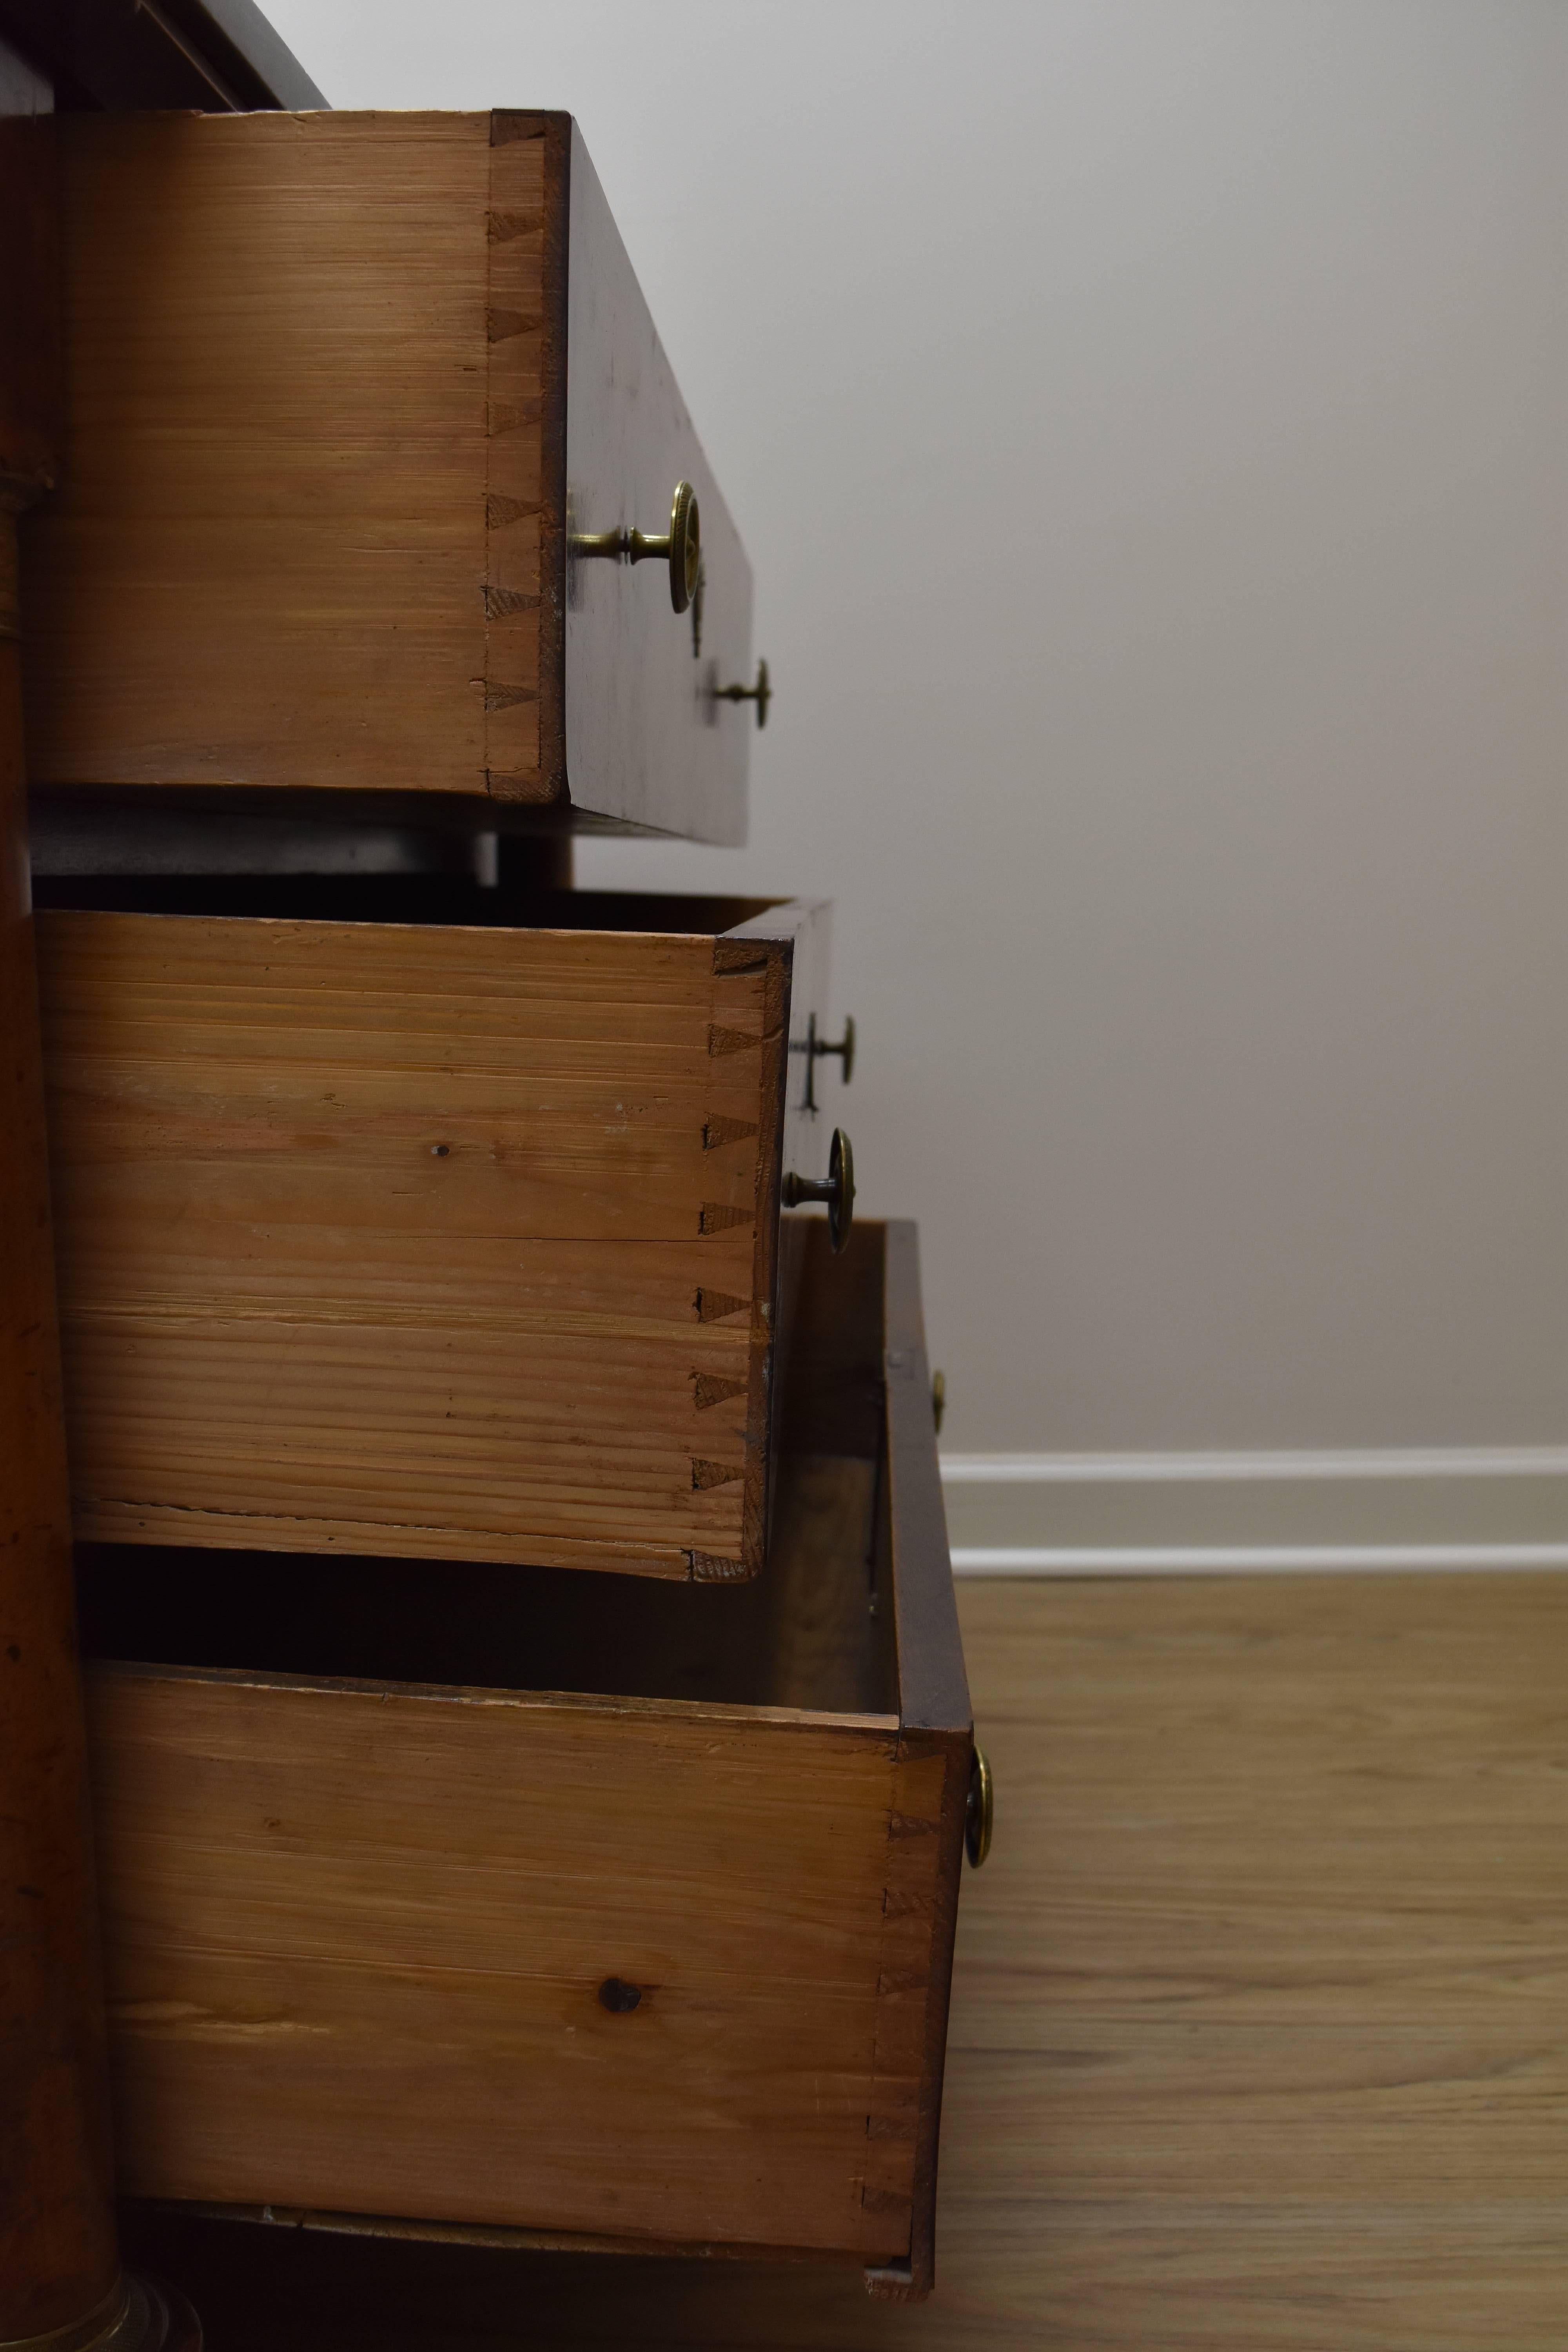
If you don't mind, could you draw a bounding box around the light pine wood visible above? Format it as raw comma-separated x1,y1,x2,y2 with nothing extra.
83,1451,960,2263
27,113,500,799
20,111,754,840
87,1666,911,2254
126,1570,1568,2346
36,906,803,1575
87,1227,974,2284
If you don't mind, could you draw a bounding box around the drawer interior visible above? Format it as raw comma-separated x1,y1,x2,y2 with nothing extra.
76,1220,898,1721
32,873,781,937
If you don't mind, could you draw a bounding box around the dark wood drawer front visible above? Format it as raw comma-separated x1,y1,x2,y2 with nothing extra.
82,1222,971,2294
21,111,753,844
564,123,754,842
36,884,840,1580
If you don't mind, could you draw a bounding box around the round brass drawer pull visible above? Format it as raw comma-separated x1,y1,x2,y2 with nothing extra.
715,656,772,728
782,1125,855,1254
572,479,701,613
965,1744,993,1869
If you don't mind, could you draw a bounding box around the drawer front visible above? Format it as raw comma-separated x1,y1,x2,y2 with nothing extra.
22,111,750,844
36,901,829,1579
83,1222,973,2290
563,123,753,844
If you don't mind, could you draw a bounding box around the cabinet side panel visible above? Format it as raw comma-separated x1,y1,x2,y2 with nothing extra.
87,1670,906,2258
23,113,494,797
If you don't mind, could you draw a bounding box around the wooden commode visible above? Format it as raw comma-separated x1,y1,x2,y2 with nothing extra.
7,69,985,2318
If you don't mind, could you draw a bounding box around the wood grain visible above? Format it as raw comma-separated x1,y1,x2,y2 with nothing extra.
87,1666,909,2256
37,905,811,1574
25,112,496,798
21,110,752,842
120,1570,1568,2347
482,114,559,798
86,1221,973,2282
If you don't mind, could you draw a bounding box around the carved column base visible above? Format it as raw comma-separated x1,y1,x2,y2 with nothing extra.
3,2273,201,2352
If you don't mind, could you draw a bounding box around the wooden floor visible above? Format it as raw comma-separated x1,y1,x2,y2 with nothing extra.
129,1573,1568,2348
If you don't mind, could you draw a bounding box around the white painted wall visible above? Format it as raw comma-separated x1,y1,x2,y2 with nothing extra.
267,0,1568,1455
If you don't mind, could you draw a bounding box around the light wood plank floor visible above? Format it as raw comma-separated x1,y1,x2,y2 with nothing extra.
132,1573,1568,2348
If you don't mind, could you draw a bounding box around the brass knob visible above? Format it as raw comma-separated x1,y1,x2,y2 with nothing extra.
571,479,701,614
931,1368,946,1435
782,1125,855,1254
965,1745,993,1868
715,657,772,728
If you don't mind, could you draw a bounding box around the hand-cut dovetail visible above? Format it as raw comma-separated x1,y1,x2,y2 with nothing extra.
708,1024,758,1056
699,1202,753,1235
703,1115,759,1151
485,585,541,620
491,112,544,145
486,210,534,243
689,1550,749,1582
484,683,539,711
877,1965,930,1998
694,1288,750,1324
887,1812,939,1840
864,2114,917,2141
691,1372,748,1410
881,1887,934,1919
486,308,540,342
860,2184,913,2216
712,941,771,976
488,397,542,436
486,494,539,529
691,1457,744,1491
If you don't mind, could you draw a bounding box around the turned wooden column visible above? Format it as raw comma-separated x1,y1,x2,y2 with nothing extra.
0,114,197,2352
0,509,123,2352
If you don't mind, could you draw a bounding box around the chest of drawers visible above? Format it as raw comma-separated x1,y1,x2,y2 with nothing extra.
22,110,757,841
35,881,850,1581
80,1221,971,2296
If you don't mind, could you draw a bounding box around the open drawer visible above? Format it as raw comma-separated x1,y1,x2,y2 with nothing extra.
78,1221,973,2297
22,110,757,844
35,880,850,1580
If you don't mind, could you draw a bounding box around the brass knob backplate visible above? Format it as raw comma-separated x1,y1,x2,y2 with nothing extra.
782,1125,855,1254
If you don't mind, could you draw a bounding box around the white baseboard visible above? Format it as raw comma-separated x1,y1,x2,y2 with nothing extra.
939,1448,1568,1576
